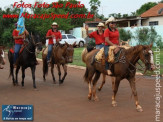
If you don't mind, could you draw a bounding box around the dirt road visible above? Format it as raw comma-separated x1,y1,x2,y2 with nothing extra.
0,58,162,122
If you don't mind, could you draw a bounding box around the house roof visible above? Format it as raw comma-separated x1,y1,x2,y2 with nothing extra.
141,3,163,17
85,18,102,23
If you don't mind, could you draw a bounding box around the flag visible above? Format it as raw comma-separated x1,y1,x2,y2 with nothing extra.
17,7,25,35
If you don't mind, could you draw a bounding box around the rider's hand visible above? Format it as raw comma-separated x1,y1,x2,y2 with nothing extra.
85,25,89,30
51,35,55,38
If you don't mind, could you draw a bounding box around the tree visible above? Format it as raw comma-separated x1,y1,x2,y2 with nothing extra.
89,0,101,18
136,2,157,16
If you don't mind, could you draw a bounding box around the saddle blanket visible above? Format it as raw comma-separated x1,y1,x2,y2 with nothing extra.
95,46,131,63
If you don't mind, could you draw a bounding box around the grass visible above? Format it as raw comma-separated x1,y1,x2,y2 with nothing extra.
70,47,86,67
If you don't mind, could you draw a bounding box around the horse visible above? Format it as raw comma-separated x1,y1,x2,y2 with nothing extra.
8,33,42,89
82,44,155,112
42,42,76,84
0,46,5,69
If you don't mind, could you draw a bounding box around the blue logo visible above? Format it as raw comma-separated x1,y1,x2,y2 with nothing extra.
2,105,33,121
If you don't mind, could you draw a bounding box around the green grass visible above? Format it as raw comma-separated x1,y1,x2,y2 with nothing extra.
70,47,86,67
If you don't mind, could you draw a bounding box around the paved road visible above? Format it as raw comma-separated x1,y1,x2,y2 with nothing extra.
0,57,162,122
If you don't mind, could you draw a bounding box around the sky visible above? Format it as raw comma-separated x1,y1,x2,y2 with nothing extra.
0,0,161,17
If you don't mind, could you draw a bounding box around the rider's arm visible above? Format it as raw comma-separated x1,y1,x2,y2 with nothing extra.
105,37,115,46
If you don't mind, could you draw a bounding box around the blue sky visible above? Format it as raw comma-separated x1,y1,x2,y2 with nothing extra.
1,0,161,17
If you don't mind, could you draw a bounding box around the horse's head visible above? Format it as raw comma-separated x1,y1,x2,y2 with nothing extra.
28,33,43,53
140,44,155,71
64,41,76,63
0,46,5,66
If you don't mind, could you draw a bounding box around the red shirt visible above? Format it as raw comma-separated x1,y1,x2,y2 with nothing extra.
104,28,119,45
89,31,105,45
12,29,23,45
46,29,62,44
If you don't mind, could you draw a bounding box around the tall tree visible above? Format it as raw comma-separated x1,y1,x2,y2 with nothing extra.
136,2,157,16
89,0,101,19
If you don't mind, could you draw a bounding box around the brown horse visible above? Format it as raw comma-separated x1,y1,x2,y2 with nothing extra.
42,42,76,84
0,46,5,69
82,44,155,112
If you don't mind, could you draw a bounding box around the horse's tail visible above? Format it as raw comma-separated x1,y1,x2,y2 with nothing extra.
42,48,48,76
43,56,48,76
84,67,89,83
81,47,95,63
8,51,13,78
81,48,88,63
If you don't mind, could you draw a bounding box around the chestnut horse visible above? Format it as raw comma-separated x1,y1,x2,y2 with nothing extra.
0,46,5,69
82,44,155,112
42,42,75,84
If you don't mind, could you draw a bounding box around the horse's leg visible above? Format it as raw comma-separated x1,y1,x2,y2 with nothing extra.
98,74,106,91
60,64,67,84
30,66,37,89
15,66,20,86
57,64,62,84
51,63,56,84
10,63,15,86
21,67,25,87
92,71,101,101
87,69,95,100
111,77,115,90
128,77,143,112
112,77,121,107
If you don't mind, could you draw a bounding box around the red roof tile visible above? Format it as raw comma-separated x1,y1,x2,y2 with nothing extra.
141,3,163,17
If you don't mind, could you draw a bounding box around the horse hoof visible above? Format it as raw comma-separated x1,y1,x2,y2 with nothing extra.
98,87,101,91
88,95,92,100
112,101,117,107
94,97,99,101
136,105,143,112
59,80,63,84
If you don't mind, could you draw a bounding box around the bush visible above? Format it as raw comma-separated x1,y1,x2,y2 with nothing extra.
134,26,161,45
119,28,133,41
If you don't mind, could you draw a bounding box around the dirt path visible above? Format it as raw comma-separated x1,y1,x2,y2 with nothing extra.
0,57,162,122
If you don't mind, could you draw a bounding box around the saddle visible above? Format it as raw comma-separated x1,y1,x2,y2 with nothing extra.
94,46,129,65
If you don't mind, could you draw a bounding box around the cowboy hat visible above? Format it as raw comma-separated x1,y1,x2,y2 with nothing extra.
105,16,117,25
97,22,104,27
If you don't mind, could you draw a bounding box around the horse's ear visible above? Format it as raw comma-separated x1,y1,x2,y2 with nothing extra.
73,41,76,47
149,43,153,48
65,41,69,46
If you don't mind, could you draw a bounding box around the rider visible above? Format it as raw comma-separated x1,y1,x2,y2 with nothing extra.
85,22,105,49
12,23,29,67
104,16,120,75
46,22,62,64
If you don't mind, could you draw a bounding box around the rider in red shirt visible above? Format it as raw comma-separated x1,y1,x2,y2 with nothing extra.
46,22,62,64
13,23,29,67
104,17,120,75
85,22,105,49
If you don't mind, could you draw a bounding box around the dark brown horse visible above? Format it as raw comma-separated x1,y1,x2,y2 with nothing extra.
82,44,155,112
8,34,42,89
0,46,5,69
42,42,76,84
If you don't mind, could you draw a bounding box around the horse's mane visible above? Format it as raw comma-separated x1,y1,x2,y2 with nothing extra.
124,45,143,54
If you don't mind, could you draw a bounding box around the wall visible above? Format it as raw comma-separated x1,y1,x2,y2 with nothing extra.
142,16,163,26
122,25,163,46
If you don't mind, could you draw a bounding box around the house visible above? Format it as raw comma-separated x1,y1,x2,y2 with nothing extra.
141,3,163,26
